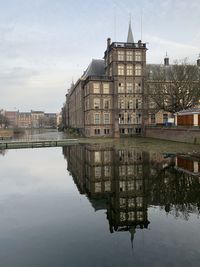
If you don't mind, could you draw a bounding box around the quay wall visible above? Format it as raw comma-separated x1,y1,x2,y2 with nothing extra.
145,127,200,144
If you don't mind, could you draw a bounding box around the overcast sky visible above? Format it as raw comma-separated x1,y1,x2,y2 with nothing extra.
0,0,200,112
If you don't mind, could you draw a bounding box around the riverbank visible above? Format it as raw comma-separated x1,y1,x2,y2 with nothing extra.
145,126,200,144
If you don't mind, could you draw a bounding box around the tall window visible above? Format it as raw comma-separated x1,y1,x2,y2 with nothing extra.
104,99,110,109
136,99,142,109
95,182,101,193
135,51,142,61
135,65,142,76
104,151,111,162
126,51,133,61
105,181,111,191
129,100,133,109
127,65,133,76
93,83,100,93
127,82,133,93
118,99,124,109
109,67,112,76
94,98,100,109
103,83,109,94
118,82,125,93
94,113,100,124
118,51,124,61
95,151,101,163
135,83,142,93
118,64,124,75
104,166,111,177
150,114,156,124
163,113,168,123
95,166,101,177
104,113,110,124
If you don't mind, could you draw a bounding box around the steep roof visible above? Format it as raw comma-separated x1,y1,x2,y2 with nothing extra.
82,59,106,79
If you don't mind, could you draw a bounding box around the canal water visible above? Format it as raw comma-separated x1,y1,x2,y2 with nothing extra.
0,138,200,267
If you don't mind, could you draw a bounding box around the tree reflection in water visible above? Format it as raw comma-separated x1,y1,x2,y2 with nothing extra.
63,144,200,244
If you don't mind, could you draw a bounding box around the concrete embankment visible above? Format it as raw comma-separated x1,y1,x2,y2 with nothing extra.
145,127,200,144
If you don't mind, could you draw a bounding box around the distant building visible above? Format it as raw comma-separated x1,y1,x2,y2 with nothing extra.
31,110,45,128
18,112,31,128
4,111,19,127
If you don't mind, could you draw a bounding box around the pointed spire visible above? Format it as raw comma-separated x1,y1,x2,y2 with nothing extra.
127,17,134,43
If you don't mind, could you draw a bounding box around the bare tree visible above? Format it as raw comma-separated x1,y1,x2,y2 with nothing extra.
147,59,200,113
0,114,10,128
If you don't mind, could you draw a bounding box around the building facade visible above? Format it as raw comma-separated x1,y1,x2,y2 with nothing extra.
64,24,147,137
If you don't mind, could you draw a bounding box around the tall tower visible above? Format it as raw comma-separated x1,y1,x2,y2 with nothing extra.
104,21,147,137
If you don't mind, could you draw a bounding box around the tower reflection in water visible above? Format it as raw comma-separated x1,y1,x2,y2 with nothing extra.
63,144,200,243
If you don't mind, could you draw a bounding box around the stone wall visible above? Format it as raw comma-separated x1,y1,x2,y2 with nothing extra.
145,127,200,144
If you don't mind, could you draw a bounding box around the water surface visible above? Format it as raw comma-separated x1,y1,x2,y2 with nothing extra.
0,140,200,267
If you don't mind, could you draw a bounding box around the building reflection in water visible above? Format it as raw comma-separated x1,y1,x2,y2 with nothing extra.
63,144,200,244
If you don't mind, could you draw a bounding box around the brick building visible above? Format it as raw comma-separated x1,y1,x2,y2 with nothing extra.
64,23,147,137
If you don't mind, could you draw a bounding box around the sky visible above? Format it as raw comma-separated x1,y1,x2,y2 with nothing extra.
0,0,200,112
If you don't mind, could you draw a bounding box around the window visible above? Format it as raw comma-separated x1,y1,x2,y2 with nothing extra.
136,99,142,109
105,181,111,191
127,181,134,191
120,198,126,208
127,83,133,93
94,129,100,135
163,113,168,123
119,181,126,192
135,65,142,76
135,83,142,93
93,83,100,93
118,82,125,93
128,198,135,208
129,100,133,109
118,64,124,75
109,67,112,76
94,98,100,109
94,113,100,124
95,182,101,193
136,197,143,208
126,65,133,76
150,114,156,124
118,51,124,61
126,51,133,61
95,166,101,178
104,151,111,162
104,99,110,109
104,129,110,134
104,166,111,177
135,51,142,61
104,113,110,124
118,99,124,109
95,151,101,162
137,211,143,221
103,83,109,94
120,212,126,222
128,211,135,221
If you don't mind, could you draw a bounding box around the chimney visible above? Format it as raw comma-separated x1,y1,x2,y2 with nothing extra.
107,38,111,48
164,52,169,66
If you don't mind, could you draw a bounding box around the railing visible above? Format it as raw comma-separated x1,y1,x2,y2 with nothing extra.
111,42,146,49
